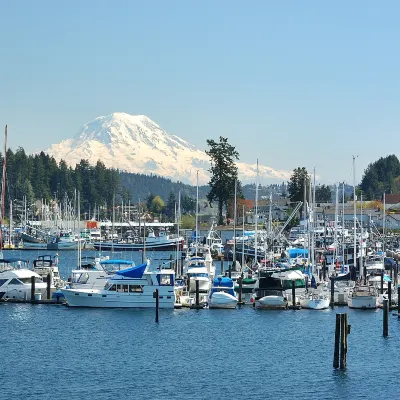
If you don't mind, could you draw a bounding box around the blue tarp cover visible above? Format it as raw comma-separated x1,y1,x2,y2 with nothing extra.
113,262,147,278
288,248,309,258
213,277,234,288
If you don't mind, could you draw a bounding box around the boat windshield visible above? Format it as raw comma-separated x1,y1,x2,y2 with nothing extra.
72,272,90,284
189,273,209,278
18,277,43,284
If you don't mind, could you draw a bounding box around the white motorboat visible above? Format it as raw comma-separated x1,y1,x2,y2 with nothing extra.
208,277,237,309
347,285,377,309
300,291,330,310
253,274,288,309
32,254,66,289
0,265,47,300
61,261,175,308
184,255,212,293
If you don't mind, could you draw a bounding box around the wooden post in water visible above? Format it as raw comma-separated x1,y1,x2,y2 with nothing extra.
153,289,159,323
195,279,200,307
228,264,232,279
220,259,224,275
340,313,347,369
46,273,51,300
380,273,384,295
330,278,335,307
398,285,400,319
333,313,350,369
291,280,296,308
388,281,392,308
238,274,244,305
30,275,35,303
333,314,340,369
383,299,389,337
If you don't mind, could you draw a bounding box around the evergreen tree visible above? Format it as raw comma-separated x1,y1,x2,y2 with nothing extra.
287,167,309,218
206,136,240,225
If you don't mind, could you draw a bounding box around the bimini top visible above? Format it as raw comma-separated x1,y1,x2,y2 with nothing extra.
112,262,148,279
288,248,308,258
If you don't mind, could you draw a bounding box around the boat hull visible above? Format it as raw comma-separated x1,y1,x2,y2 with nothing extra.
255,296,287,309
347,296,377,309
300,297,330,310
209,292,237,309
93,241,182,251
61,289,175,308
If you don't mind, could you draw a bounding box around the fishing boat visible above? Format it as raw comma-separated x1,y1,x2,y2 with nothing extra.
61,261,175,308
347,284,377,309
93,230,184,251
208,277,237,309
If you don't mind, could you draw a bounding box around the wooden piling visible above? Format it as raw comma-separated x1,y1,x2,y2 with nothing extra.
30,276,35,303
153,289,159,322
340,314,347,369
220,259,224,275
238,275,244,305
333,314,340,369
398,285,400,319
383,299,389,337
46,273,51,300
195,279,200,307
330,278,335,307
228,264,232,279
380,273,384,295
292,280,296,308
388,281,392,308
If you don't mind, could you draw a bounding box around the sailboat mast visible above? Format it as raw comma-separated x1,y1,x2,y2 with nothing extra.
195,171,199,257
383,192,386,254
254,160,259,264
353,156,357,275
233,180,237,266
242,205,245,269
0,125,8,251
360,194,363,279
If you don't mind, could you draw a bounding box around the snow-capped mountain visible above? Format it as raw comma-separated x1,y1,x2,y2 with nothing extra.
43,112,291,185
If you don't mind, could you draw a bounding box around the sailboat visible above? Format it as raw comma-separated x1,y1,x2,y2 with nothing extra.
0,125,8,258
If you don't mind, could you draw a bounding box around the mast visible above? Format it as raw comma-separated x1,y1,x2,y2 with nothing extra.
311,168,316,274
195,171,199,257
241,205,245,270
353,156,357,274
383,192,386,254
233,180,237,266
360,194,363,279
0,125,7,252
111,193,115,253
254,159,259,264
342,182,345,266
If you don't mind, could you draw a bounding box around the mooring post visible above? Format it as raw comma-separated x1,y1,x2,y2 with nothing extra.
388,281,392,308
195,279,200,307
46,273,51,300
380,273,384,295
330,278,335,307
228,264,232,278
220,259,224,275
238,274,244,305
398,285,400,319
153,289,159,322
292,280,296,308
340,313,347,369
333,314,340,369
383,299,389,337
30,275,35,303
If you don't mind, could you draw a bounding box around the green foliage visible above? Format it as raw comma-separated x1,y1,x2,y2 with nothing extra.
288,167,309,203
206,136,240,225
315,184,332,202
151,196,165,214
360,155,400,200
181,214,195,229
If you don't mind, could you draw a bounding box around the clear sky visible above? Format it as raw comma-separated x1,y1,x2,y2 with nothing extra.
1,0,399,185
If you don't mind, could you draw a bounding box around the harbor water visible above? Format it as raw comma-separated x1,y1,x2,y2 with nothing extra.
1,249,399,400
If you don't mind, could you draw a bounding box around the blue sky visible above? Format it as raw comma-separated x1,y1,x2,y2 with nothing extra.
1,0,399,185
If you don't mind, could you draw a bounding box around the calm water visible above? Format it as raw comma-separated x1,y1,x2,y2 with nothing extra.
1,249,399,400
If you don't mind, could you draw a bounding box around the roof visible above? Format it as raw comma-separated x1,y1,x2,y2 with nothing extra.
384,194,400,204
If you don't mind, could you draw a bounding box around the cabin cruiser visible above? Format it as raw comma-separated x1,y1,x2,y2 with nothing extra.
61,261,175,308
347,284,377,309
252,274,287,309
0,259,47,300
184,251,215,293
208,277,237,309
299,291,330,310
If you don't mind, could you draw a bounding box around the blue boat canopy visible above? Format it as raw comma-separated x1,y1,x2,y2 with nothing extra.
288,248,309,258
100,259,134,265
213,277,234,288
113,262,148,278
